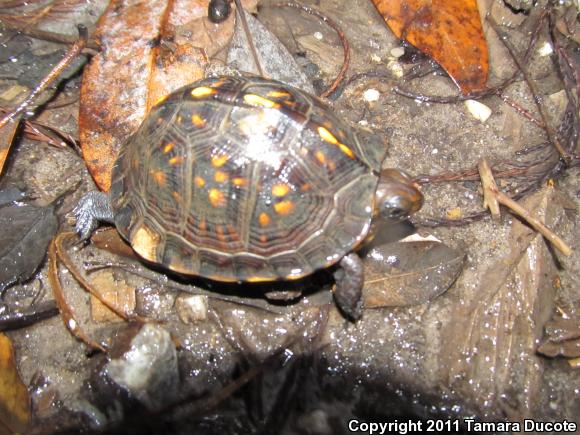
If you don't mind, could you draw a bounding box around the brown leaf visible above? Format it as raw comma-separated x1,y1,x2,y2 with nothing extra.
537,313,580,359
0,119,19,180
439,188,574,418
91,228,135,259
79,0,257,191
0,333,30,433
371,0,489,93
363,239,464,307
90,270,136,323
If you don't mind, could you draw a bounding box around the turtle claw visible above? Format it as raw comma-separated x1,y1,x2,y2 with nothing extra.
72,191,115,240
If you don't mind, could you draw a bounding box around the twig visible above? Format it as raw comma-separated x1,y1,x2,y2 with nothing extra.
478,158,571,256
478,159,500,221
487,15,570,160
0,24,87,129
48,235,107,353
233,0,264,77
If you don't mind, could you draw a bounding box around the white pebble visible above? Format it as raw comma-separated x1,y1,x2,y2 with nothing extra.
363,88,380,102
538,41,553,57
390,47,405,58
313,31,323,40
465,99,492,122
370,53,382,63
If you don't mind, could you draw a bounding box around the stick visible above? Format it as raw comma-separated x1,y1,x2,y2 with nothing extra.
478,158,501,221
478,158,571,256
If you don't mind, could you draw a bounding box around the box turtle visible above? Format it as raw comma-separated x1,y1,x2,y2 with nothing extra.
74,75,423,320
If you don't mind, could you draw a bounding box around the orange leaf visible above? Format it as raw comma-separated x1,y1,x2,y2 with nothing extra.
0,333,30,433
372,0,489,94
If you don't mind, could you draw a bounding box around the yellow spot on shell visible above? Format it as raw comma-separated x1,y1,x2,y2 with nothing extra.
274,200,294,215
154,94,167,106
247,275,272,283
243,94,280,108
232,177,248,187
267,90,291,98
315,150,327,165
271,183,290,197
215,225,227,242
208,188,226,207
163,143,174,153
169,156,184,165
131,226,159,262
168,258,192,275
318,126,339,144
191,86,215,98
151,170,166,186
194,176,205,187
258,212,271,227
191,114,206,128
214,171,229,183
211,154,228,168
172,191,182,202
338,143,355,159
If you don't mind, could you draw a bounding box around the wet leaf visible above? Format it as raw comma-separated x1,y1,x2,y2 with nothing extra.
0,119,19,180
0,202,58,292
89,270,136,323
362,239,464,307
0,333,30,433
79,0,257,191
227,9,315,93
440,188,575,417
372,0,489,93
90,228,135,259
537,312,580,359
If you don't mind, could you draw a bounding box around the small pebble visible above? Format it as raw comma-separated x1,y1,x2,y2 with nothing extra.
538,41,553,56
175,294,209,324
390,46,405,58
370,53,382,63
363,88,380,102
313,31,323,40
465,99,492,122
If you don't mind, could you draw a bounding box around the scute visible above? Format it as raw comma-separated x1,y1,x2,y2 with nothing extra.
110,75,386,282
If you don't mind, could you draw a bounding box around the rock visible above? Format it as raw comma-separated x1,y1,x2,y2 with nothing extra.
104,324,179,411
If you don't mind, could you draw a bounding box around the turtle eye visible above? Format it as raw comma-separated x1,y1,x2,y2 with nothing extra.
387,206,406,220
381,200,409,222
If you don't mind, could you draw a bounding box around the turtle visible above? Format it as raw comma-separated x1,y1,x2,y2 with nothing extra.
74,74,423,320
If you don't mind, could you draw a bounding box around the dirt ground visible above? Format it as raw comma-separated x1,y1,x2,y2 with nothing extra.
0,0,578,433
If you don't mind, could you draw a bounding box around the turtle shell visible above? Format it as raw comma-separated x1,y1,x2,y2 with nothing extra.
110,75,386,282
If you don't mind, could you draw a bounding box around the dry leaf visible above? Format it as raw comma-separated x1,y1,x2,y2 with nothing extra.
0,333,30,433
372,0,489,93
363,240,464,307
440,187,575,418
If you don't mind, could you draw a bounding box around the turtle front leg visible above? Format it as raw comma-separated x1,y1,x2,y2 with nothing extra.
333,253,364,321
72,191,115,240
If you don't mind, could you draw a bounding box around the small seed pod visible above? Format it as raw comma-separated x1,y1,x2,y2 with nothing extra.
208,0,231,23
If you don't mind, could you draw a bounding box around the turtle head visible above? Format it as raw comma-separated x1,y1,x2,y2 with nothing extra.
374,169,424,222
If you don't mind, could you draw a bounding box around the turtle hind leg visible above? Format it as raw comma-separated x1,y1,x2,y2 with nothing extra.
333,253,364,321
72,191,114,240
